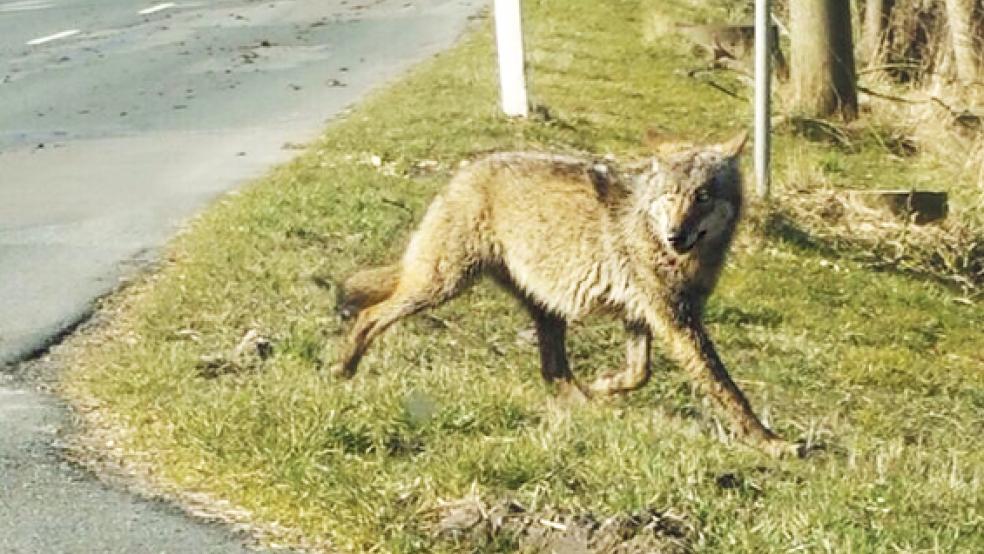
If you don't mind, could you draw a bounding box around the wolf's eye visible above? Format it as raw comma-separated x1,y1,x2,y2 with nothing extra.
696,188,711,203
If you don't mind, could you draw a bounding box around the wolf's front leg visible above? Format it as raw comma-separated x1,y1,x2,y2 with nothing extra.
526,305,589,403
589,322,651,395
652,300,798,458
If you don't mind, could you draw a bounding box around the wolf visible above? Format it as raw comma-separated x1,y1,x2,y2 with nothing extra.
333,132,797,457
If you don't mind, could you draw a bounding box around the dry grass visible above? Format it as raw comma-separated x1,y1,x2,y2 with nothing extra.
765,76,984,294
751,190,983,294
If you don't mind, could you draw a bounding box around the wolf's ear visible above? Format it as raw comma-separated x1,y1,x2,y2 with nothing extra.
720,130,749,157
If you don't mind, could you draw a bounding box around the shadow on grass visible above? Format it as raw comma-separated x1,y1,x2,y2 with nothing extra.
756,211,836,256
758,211,980,298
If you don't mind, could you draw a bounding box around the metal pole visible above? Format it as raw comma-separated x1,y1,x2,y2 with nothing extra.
754,0,771,198
494,0,529,117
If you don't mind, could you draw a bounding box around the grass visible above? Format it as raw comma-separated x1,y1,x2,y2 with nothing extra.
62,0,982,552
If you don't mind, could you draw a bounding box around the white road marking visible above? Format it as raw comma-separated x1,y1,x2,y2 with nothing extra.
26,29,81,46
138,2,176,15
0,1,53,12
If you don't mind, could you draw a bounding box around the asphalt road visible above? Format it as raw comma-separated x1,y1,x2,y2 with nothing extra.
0,0,478,550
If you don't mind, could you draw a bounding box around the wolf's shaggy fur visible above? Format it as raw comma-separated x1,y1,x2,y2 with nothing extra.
334,133,797,457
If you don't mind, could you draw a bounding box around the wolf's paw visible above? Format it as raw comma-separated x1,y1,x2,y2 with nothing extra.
760,437,812,459
587,372,620,396
587,369,648,396
327,362,356,379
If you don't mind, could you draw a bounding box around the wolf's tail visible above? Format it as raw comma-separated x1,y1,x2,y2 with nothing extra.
337,264,401,319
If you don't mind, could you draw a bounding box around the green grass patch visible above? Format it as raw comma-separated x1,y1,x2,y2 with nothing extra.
64,0,983,551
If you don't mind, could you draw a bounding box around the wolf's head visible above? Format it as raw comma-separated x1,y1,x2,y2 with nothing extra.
635,132,747,255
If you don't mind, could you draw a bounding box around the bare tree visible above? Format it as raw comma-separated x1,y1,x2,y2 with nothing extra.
860,0,894,67
790,0,859,120
943,0,981,84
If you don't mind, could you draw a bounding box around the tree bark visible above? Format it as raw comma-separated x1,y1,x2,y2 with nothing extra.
860,0,893,67
944,0,981,84
790,0,859,121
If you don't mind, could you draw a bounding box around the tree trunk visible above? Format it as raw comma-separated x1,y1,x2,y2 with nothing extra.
790,0,859,121
944,0,981,84
860,0,893,67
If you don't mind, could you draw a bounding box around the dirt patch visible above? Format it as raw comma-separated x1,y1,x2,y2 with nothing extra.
432,496,693,553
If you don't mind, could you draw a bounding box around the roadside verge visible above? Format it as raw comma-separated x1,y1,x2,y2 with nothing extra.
59,1,983,552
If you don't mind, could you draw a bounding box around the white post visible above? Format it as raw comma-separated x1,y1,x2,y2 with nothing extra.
494,0,529,117
754,0,771,198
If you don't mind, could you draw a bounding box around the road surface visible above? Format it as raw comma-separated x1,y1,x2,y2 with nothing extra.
0,0,478,550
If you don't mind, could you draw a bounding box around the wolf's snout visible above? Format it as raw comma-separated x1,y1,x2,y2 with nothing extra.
667,228,686,247
667,227,705,253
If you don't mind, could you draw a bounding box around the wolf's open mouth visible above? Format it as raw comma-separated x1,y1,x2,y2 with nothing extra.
674,230,707,253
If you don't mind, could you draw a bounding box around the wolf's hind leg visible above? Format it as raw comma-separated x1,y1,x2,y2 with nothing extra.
332,262,470,378
588,322,651,396
332,294,422,378
524,303,588,402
